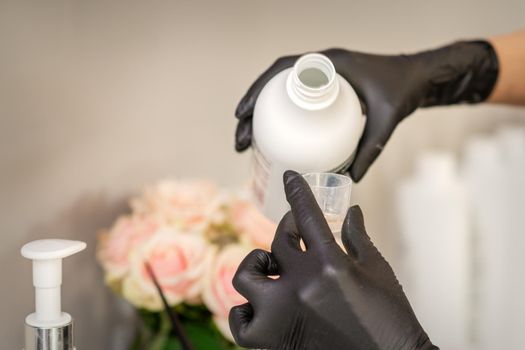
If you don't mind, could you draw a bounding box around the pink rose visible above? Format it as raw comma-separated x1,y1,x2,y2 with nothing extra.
230,199,277,250
131,180,221,230
123,228,212,310
203,244,251,341
98,215,159,280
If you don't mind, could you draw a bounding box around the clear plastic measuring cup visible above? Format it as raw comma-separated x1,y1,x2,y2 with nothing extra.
302,172,352,237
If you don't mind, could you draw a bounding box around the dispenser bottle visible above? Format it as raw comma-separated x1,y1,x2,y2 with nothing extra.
251,53,365,222
396,153,470,349
22,239,86,350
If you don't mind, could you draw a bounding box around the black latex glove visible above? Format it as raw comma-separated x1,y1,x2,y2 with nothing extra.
235,41,498,181
229,170,438,350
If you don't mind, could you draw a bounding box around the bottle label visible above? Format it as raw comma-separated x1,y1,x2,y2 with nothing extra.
250,140,271,209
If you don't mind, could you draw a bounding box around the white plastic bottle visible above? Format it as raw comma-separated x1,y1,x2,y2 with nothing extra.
397,153,470,350
251,53,365,222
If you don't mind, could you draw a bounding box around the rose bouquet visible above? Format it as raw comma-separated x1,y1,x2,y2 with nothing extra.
97,179,276,349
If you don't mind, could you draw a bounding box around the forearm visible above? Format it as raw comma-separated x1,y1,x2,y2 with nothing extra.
488,30,525,105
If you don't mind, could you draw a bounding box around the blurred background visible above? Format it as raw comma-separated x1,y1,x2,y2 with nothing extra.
1,0,524,349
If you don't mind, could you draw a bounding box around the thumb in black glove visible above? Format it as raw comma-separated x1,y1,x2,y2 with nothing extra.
229,170,438,350
235,42,498,181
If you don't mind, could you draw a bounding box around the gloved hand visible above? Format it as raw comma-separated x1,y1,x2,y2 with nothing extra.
235,41,499,181
229,170,438,350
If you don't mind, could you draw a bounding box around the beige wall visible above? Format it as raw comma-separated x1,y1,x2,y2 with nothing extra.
1,0,524,348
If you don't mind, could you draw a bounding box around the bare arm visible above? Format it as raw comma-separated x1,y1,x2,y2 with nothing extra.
488,30,525,105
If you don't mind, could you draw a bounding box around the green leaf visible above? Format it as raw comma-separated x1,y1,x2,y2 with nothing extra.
175,303,212,321
165,337,183,350
138,309,162,332
149,334,169,350
184,321,233,350
135,304,245,349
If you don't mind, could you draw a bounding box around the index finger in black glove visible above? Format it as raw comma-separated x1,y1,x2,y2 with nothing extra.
283,170,337,252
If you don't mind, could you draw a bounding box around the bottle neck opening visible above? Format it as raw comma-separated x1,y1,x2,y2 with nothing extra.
287,53,339,110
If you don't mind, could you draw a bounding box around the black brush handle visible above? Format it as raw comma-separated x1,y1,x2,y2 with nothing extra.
145,262,194,350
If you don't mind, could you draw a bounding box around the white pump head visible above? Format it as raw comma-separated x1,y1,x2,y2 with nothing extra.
21,239,86,328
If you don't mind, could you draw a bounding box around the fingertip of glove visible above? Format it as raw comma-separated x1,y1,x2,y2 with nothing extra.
235,102,245,118
283,170,300,185
229,304,248,326
350,136,386,182
349,204,362,215
228,303,254,346
228,306,243,342
349,164,365,183
235,140,250,152
347,205,364,225
235,119,253,151
235,96,254,118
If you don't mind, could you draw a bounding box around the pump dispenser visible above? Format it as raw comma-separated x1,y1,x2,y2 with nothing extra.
22,239,86,350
